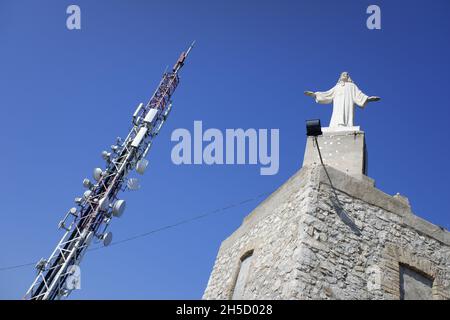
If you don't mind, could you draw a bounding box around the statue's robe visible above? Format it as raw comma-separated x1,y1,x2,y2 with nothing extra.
315,81,368,128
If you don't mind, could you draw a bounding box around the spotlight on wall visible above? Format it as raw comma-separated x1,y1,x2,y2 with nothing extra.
306,119,322,137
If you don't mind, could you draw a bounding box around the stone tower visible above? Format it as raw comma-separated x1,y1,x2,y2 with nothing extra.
203,127,450,300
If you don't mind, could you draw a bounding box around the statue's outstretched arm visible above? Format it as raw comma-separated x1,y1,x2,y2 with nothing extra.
367,96,381,102
306,87,335,104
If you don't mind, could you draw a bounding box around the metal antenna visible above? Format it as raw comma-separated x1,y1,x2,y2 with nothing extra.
24,44,194,300
172,41,195,73
185,40,196,58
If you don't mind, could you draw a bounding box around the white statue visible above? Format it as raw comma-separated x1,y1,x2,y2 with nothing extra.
305,72,380,128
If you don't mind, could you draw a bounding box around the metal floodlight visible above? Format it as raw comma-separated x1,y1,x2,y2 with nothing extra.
306,119,322,137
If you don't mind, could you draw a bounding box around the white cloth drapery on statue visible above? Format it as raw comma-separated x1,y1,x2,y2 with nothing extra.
315,81,368,128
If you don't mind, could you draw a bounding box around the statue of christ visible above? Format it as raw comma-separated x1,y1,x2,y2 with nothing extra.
304,72,380,128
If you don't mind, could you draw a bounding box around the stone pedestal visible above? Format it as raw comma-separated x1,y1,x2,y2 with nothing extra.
303,127,373,185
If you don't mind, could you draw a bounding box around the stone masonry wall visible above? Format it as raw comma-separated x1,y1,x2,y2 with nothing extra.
203,165,450,300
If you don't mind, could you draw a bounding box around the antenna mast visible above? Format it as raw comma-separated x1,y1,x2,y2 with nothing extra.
24,43,194,300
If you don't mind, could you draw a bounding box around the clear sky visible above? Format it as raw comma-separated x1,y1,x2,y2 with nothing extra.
0,0,449,299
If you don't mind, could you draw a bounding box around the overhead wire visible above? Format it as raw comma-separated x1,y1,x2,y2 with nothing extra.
0,191,270,272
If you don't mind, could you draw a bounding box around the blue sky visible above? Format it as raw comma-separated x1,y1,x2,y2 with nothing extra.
0,0,449,299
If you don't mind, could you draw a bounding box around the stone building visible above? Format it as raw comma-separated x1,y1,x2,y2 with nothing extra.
203,128,449,300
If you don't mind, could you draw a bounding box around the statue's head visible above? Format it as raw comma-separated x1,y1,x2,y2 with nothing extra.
338,72,353,83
